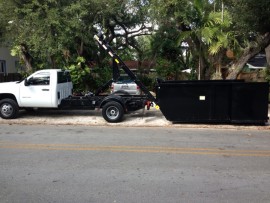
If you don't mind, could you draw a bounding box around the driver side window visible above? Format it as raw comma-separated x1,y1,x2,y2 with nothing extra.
28,72,50,85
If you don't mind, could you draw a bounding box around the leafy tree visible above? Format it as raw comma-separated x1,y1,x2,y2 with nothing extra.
150,0,234,79
0,0,15,44
1,0,153,91
150,25,191,80
150,0,270,80
225,0,270,79
5,0,73,72
2,0,270,84
96,0,153,67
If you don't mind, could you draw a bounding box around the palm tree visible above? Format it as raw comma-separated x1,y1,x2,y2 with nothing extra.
177,0,236,79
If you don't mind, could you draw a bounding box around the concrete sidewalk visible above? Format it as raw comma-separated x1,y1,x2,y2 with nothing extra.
1,105,269,130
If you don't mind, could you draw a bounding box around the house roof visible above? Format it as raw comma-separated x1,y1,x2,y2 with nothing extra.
123,60,156,70
247,53,267,69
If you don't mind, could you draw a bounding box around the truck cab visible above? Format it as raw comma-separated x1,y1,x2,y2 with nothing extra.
22,69,72,107
0,69,72,118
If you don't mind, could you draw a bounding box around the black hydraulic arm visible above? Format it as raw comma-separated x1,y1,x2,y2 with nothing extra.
94,33,156,102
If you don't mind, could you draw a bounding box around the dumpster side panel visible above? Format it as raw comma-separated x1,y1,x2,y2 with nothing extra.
157,82,231,123
211,85,231,121
157,80,269,124
231,82,269,123
158,84,212,121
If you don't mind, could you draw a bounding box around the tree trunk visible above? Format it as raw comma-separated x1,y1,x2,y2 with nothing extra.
76,39,84,56
20,44,33,73
200,55,210,80
49,55,56,69
188,36,209,80
226,32,270,79
226,54,253,79
265,44,270,66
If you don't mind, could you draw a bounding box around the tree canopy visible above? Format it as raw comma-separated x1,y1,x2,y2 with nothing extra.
0,0,270,88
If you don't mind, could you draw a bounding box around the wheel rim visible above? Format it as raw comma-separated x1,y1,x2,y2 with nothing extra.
106,106,119,120
1,103,14,117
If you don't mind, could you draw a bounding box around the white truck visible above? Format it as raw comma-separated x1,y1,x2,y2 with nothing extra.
0,69,152,122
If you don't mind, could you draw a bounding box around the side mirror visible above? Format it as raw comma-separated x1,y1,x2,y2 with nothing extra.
24,78,29,86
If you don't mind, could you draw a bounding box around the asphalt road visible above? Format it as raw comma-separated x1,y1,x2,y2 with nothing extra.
0,124,270,203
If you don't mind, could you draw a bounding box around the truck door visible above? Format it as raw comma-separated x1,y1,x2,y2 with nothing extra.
19,71,53,107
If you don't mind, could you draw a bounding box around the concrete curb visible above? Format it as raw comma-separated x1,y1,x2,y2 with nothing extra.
1,107,269,130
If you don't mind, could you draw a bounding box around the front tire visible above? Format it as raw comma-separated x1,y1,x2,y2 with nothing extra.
102,102,124,123
0,99,19,119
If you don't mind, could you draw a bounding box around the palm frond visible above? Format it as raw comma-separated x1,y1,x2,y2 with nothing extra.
209,41,223,55
176,30,192,46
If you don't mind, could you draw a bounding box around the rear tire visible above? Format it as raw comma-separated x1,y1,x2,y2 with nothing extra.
0,98,19,119
102,101,124,123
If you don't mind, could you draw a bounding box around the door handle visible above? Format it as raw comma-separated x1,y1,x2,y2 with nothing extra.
42,89,49,91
